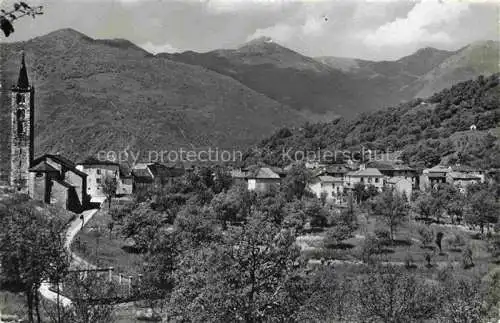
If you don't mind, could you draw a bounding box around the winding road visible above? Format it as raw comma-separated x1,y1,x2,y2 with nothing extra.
39,197,105,307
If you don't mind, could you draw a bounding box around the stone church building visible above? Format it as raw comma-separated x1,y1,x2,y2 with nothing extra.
4,54,89,212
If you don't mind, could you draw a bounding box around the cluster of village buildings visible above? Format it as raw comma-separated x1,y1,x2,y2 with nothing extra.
25,151,491,213
231,160,489,204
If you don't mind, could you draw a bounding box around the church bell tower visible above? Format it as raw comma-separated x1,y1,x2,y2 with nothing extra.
10,53,34,192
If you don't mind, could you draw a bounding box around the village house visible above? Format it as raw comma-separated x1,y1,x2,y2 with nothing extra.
345,165,384,191
446,171,482,192
450,164,485,183
308,175,346,204
323,164,349,181
117,163,134,195
368,161,418,188
76,157,121,198
246,167,281,192
420,165,450,190
385,177,413,200
29,154,89,213
230,168,249,187
131,162,185,192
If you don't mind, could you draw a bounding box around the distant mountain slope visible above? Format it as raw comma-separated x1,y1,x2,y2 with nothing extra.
0,29,304,171
164,38,416,120
415,40,499,97
244,74,500,169
166,39,496,121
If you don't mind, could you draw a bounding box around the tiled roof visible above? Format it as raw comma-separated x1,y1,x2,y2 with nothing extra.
427,173,446,178
53,179,74,188
148,163,185,179
368,161,415,171
119,163,132,177
451,165,481,173
29,161,58,173
78,156,119,166
318,176,336,182
132,168,153,182
32,154,87,177
325,165,349,174
347,168,383,177
448,172,481,180
231,169,248,178
427,165,451,173
248,167,280,179
386,177,410,185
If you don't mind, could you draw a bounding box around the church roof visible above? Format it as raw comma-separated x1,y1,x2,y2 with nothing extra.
17,53,30,89
29,161,59,173
32,154,87,177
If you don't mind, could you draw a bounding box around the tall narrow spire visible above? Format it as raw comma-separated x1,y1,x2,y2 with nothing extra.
17,52,29,89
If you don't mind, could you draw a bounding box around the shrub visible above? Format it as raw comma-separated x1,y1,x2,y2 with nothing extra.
462,247,474,269
374,228,391,245
404,252,416,269
358,235,381,264
424,253,433,268
445,233,466,251
417,225,434,247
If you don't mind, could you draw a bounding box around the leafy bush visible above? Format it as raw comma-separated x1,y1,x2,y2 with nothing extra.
374,228,391,245
445,233,466,251
417,225,434,247
358,235,382,264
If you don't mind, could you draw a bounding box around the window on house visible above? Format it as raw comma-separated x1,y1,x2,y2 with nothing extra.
96,178,101,184
375,178,379,183
96,169,101,175
35,172,43,178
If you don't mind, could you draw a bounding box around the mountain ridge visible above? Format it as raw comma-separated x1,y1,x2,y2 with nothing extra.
0,28,305,172
166,38,498,120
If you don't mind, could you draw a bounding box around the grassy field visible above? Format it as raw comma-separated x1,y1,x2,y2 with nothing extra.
0,291,26,318
299,212,495,278
72,207,144,276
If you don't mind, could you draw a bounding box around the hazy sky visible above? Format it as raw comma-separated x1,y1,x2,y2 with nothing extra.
3,0,498,60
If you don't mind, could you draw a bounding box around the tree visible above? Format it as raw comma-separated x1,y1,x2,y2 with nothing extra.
417,224,434,248
353,183,366,204
466,183,498,236
304,199,329,228
169,212,306,322
0,2,43,37
102,174,117,209
281,163,311,200
0,201,69,323
371,190,409,242
357,266,441,323
435,231,444,252
300,268,356,322
323,205,358,248
121,202,169,252
210,187,244,230
439,274,483,322
414,191,434,222
60,272,116,323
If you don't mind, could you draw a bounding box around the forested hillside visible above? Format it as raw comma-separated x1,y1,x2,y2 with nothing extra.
244,74,500,169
